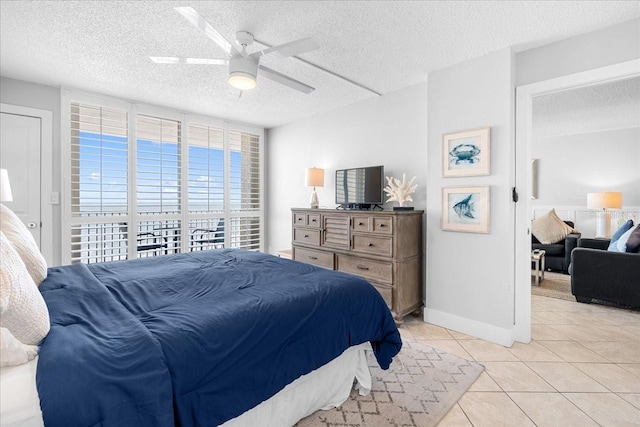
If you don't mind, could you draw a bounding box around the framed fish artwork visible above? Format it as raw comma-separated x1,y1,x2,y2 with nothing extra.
442,127,490,177
441,186,490,233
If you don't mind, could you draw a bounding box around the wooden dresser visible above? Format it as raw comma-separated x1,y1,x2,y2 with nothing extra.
291,208,423,322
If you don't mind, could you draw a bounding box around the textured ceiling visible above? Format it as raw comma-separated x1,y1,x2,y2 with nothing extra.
533,76,640,139
1,1,639,128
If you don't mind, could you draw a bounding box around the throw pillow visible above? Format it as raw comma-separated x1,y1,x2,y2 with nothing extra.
0,327,38,367
616,227,635,253
608,219,634,251
531,209,574,244
0,204,47,285
0,231,50,345
625,224,640,253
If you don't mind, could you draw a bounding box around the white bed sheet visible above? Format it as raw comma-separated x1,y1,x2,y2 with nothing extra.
0,357,43,427
0,343,372,427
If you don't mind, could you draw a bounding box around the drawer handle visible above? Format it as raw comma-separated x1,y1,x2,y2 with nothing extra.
368,243,374,247
311,218,317,222
358,222,363,226
308,256,318,260
297,218,303,221
304,234,309,238
357,265,369,271
379,224,385,227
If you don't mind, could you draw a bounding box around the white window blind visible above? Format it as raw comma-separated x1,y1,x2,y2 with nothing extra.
136,115,181,215
187,124,224,213
65,95,264,264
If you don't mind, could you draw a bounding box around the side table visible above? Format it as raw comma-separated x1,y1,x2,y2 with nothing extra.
531,249,546,286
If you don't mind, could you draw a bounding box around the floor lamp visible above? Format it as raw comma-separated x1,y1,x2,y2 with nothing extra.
587,192,622,238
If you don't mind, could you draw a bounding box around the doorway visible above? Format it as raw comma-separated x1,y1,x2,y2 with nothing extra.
0,103,54,264
513,59,640,343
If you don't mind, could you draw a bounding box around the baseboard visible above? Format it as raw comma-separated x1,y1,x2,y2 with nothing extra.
423,308,514,347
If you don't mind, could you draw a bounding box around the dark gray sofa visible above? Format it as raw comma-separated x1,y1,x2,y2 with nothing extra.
570,238,640,307
532,221,580,274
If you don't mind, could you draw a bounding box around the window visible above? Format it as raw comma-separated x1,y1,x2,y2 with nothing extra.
64,96,264,264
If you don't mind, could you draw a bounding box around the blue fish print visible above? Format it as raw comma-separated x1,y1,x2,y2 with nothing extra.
453,193,475,219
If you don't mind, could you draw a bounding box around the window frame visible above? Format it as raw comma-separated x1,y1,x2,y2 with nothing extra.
61,89,265,264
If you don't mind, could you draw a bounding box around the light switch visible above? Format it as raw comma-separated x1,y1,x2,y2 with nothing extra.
50,192,60,205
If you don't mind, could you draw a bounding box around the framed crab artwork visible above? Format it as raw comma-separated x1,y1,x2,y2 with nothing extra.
441,186,490,233
442,127,490,177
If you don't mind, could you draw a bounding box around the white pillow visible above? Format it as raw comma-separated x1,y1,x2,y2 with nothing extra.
532,209,574,244
0,231,50,345
0,327,38,367
0,204,47,285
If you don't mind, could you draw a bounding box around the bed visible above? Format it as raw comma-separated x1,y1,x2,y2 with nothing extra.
1,248,401,426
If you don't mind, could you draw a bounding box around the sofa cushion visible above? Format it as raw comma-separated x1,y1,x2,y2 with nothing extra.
625,224,640,253
532,209,574,244
608,220,634,251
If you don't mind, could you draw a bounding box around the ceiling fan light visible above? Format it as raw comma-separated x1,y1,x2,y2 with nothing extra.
228,72,257,90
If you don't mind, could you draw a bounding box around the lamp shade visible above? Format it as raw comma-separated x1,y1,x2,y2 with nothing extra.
587,192,622,210
305,168,324,187
0,169,13,202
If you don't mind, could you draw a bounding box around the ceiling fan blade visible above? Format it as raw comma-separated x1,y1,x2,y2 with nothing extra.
149,57,228,65
251,38,319,64
174,7,239,56
258,65,315,94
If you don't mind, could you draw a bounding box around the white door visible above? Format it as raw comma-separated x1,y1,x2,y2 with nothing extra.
0,112,42,245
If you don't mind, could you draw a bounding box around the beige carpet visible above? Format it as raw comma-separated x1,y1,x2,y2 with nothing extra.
531,271,575,301
296,340,484,427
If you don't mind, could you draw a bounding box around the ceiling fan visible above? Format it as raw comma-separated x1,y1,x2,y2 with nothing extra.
150,7,320,94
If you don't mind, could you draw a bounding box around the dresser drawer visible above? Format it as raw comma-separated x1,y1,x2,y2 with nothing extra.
306,213,321,227
351,234,393,257
372,217,393,234
293,213,306,226
351,216,370,232
293,228,320,246
294,247,334,269
336,254,392,284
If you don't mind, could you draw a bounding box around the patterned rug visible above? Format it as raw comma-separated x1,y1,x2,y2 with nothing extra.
296,340,484,427
531,271,575,301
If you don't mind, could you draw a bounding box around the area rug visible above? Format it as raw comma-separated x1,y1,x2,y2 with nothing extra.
531,271,575,301
296,339,484,427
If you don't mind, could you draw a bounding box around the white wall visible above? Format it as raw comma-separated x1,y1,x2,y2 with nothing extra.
266,82,428,256
425,48,516,345
516,18,640,86
0,76,63,266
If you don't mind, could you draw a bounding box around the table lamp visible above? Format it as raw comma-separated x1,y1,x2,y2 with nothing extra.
305,167,324,209
0,169,13,202
587,192,622,238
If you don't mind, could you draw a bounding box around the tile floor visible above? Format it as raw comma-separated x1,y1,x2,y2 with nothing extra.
398,294,640,427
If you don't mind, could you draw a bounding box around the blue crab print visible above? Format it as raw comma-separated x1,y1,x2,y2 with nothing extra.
449,143,480,165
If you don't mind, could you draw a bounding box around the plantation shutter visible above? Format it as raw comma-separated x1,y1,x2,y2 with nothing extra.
228,130,261,250
187,124,224,213
69,102,129,263
136,115,181,215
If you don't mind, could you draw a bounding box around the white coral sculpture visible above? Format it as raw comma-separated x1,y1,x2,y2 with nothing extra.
383,173,417,207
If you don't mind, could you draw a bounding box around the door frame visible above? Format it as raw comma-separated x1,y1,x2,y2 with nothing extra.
513,58,640,343
0,103,54,265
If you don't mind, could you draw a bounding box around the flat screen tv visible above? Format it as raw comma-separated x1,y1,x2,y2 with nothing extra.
335,165,384,209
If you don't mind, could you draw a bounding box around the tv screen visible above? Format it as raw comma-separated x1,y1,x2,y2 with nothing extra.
335,165,384,207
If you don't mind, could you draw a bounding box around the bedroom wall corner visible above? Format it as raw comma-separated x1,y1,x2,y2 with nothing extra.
265,82,428,261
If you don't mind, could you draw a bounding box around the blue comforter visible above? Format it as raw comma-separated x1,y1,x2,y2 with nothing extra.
37,249,401,426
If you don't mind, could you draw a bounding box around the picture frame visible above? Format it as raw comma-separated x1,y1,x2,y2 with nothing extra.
442,127,490,177
441,186,490,233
